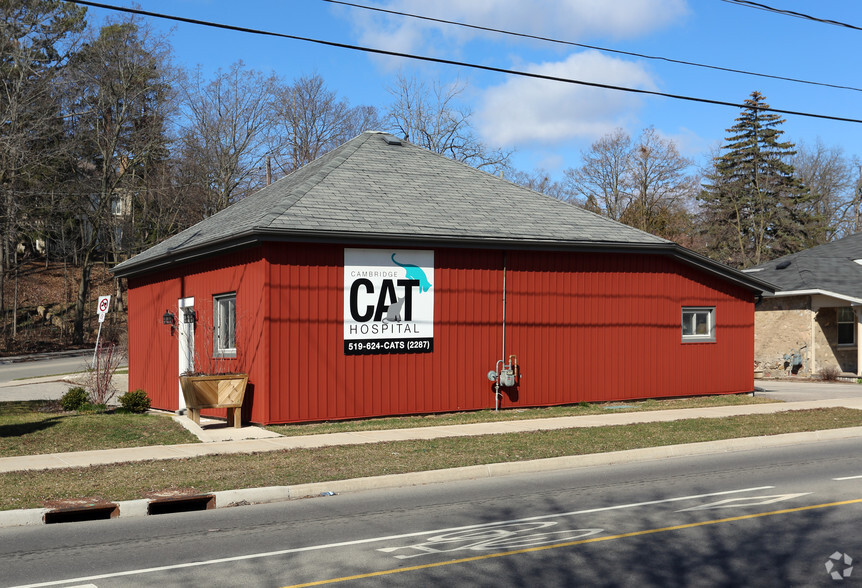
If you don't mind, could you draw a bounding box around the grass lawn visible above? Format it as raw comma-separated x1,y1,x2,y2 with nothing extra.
0,401,197,458
2,406,862,511
265,393,780,436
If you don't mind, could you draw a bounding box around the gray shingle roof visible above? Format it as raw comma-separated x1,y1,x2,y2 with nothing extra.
746,232,862,299
113,131,773,294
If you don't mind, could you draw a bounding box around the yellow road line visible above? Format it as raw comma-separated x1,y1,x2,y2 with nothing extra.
283,497,862,587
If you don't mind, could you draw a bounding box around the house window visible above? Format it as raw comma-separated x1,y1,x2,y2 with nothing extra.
837,307,856,346
682,307,715,343
214,293,236,357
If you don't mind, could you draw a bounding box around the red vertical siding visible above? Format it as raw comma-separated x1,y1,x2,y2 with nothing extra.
127,243,755,425
127,248,268,422
263,245,503,424
127,277,178,410
505,251,753,404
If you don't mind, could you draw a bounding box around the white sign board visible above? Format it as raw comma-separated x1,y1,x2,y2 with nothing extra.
97,295,111,323
343,248,434,355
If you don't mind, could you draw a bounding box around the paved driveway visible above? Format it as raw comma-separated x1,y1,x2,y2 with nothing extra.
755,378,862,402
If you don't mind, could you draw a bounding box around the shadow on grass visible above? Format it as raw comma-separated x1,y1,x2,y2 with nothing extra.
0,417,63,438
0,400,65,438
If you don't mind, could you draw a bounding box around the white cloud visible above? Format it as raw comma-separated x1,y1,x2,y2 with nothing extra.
347,0,689,55
476,51,657,146
658,127,711,159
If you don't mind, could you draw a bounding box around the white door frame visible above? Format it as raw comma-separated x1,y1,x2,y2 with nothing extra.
178,297,195,411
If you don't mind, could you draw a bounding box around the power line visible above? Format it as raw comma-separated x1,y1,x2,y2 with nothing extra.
66,0,862,125
719,0,862,32
324,0,862,93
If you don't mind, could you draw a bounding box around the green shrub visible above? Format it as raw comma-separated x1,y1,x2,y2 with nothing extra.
119,389,151,413
60,387,89,411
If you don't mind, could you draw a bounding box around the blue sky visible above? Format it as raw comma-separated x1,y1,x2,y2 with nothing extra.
82,0,862,181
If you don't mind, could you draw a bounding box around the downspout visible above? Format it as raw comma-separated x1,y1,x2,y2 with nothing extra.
497,251,507,411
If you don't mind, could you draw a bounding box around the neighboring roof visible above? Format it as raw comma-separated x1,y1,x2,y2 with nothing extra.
745,232,862,302
113,131,772,293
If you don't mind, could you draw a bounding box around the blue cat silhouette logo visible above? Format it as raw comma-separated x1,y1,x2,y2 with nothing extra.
391,253,432,293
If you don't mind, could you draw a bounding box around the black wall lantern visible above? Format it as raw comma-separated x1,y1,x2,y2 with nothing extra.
162,310,175,325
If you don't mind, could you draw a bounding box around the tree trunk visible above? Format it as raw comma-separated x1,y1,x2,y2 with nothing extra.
12,263,18,339
0,236,5,319
73,254,93,345
0,194,8,315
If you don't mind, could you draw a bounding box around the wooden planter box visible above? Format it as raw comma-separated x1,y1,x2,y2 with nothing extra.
179,373,248,428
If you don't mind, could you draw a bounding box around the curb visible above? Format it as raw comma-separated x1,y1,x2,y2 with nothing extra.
3,425,861,528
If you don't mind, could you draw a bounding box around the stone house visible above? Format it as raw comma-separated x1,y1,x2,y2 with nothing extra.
746,233,862,377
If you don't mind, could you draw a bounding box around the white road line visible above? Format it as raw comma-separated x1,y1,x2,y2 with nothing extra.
676,493,811,512
11,485,774,588
833,475,862,480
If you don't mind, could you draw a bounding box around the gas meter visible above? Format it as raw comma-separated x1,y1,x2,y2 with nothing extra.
499,367,516,387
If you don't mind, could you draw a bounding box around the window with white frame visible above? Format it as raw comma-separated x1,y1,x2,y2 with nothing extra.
214,293,236,357
681,307,715,342
837,307,855,346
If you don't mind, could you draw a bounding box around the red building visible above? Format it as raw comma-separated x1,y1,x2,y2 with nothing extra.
113,132,773,425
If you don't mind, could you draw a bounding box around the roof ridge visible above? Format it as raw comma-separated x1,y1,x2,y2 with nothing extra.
251,133,371,230
390,137,669,245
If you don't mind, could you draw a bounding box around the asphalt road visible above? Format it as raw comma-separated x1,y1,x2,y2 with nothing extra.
3,437,861,587
0,351,129,402
0,351,96,384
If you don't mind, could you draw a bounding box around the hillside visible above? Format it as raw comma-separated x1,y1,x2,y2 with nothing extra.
0,261,124,356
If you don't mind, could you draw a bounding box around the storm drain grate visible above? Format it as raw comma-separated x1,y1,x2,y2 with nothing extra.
44,503,119,524
147,494,215,515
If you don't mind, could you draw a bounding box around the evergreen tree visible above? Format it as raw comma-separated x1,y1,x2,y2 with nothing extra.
699,91,822,268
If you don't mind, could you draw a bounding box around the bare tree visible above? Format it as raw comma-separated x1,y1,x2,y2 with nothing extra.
564,129,632,220
179,61,277,215
64,17,175,344
508,169,574,201
386,74,511,173
565,128,697,241
852,159,862,235
0,0,85,337
792,140,853,241
624,127,698,238
269,74,380,176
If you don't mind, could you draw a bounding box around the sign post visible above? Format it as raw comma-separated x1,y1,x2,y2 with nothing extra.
93,295,111,366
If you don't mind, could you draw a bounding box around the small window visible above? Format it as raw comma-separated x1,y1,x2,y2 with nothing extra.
682,307,715,343
837,307,855,346
214,293,236,357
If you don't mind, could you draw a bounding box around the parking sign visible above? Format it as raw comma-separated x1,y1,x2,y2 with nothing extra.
97,295,111,323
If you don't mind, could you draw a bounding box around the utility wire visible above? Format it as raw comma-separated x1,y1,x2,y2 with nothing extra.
66,0,862,125
720,0,862,32
324,0,862,93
